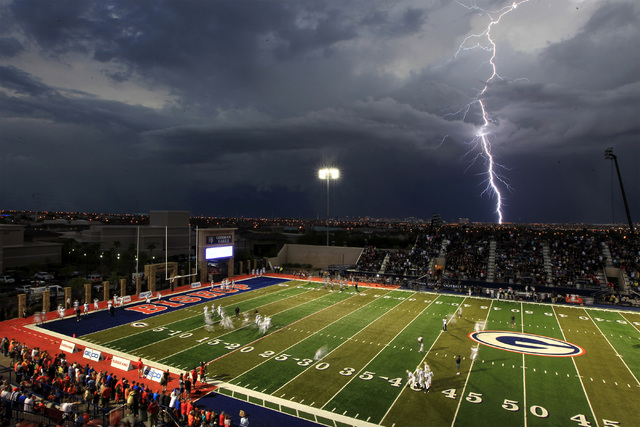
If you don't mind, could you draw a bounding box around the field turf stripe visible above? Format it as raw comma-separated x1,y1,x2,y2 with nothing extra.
315,294,460,421
210,289,397,386
158,289,360,368
229,289,405,393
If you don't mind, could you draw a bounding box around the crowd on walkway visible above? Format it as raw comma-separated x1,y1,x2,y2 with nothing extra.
0,335,252,426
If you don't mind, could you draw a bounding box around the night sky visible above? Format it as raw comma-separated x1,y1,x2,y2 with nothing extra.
0,0,638,224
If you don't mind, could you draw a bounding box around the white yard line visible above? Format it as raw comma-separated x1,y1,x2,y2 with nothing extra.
149,286,339,362
207,288,374,367
321,293,444,412
551,306,600,427
520,302,528,427
271,289,399,394
380,296,443,424
619,311,640,334
583,309,640,386
450,299,494,427
100,282,308,345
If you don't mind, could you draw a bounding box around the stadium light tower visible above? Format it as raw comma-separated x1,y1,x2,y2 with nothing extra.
319,168,339,246
604,147,635,236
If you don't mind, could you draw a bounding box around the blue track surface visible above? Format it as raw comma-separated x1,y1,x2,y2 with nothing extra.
195,391,322,427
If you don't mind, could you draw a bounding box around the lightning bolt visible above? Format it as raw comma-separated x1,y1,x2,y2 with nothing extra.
450,1,529,224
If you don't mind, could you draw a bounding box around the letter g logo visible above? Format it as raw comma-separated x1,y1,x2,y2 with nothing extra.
469,331,585,357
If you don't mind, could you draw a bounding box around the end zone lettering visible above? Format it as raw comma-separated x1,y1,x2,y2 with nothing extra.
170,295,201,304
189,290,224,298
127,304,168,314
125,283,253,316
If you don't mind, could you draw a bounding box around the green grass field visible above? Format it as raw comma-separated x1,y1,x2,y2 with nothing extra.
81,281,640,426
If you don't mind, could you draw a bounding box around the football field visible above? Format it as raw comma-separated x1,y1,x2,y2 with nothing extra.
40,278,640,426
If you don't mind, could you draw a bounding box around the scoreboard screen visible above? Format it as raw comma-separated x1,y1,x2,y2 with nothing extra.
205,245,233,260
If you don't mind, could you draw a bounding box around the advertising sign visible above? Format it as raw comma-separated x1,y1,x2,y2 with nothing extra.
59,340,77,353
206,235,232,245
83,347,102,362
111,355,133,371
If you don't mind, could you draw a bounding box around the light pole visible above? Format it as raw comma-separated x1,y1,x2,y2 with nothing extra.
319,168,339,246
604,147,635,236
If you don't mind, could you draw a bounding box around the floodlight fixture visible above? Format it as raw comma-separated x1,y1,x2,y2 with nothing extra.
319,168,340,180
319,167,340,246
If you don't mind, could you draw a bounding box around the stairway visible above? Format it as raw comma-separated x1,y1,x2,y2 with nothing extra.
379,253,390,275
486,240,497,283
542,243,553,285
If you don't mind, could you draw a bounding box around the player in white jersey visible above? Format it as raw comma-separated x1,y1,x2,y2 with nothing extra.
416,367,425,389
425,369,433,391
406,370,416,389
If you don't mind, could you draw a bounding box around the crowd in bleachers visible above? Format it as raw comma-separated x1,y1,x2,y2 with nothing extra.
493,231,546,286
356,247,390,273
442,231,490,281
607,235,640,291
547,233,605,288
353,225,639,294
384,234,443,277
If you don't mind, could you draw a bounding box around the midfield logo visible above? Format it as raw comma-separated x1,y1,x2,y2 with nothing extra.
469,331,585,357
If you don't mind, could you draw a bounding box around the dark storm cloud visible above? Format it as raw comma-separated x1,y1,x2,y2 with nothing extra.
0,65,53,97
0,0,638,223
0,66,169,133
0,38,23,58
540,2,640,90
359,7,429,37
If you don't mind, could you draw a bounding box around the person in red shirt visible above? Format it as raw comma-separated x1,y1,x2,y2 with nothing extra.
101,384,112,407
147,399,159,427
137,358,144,378
180,398,188,422
191,367,198,389
199,363,207,385
114,379,124,403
